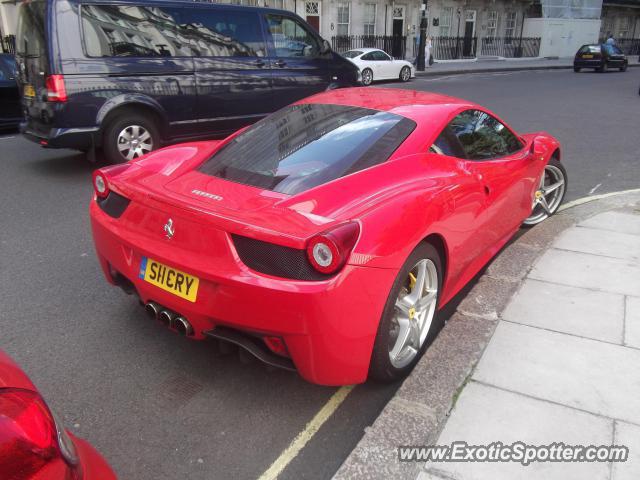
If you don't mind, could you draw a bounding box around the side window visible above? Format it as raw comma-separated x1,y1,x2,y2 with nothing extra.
361,52,375,61
372,50,390,61
449,110,523,160
429,126,466,158
81,5,190,57
266,15,320,58
179,9,266,57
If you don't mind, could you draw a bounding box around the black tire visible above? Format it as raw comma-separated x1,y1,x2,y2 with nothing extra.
103,112,160,164
361,68,373,86
597,62,606,72
399,66,411,82
369,242,443,382
620,62,628,72
523,157,567,227
573,66,581,72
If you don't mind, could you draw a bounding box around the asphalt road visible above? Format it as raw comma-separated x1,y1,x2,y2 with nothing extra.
1,69,638,480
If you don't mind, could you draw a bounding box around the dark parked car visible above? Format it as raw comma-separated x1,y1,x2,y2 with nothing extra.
16,0,361,163
574,44,628,73
0,54,21,131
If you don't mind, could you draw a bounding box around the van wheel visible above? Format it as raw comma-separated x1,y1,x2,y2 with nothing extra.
103,113,160,164
369,243,442,382
361,68,373,86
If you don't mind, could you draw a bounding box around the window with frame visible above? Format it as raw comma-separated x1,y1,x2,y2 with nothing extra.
448,109,523,160
271,0,285,9
617,17,630,38
364,3,376,36
439,7,453,36
601,17,614,36
505,11,516,39
337,3,350,36
486,11,499,39
267,15,320,57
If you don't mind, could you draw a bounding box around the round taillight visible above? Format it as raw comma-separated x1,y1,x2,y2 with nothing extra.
93,171,109,198
0,388,78,478
306,222,360,275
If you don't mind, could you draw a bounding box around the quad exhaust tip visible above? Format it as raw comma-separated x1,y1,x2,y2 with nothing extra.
144,302,193,336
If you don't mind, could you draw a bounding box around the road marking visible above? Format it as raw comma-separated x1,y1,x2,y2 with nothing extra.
257,385,354,480
0,136,16,140
559,188,640,212
588,183,602,195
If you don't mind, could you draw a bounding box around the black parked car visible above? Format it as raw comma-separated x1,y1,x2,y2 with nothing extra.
574,44,628,73
0,54,22,131
16,0,361,163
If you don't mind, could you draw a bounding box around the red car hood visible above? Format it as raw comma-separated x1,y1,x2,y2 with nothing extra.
0,350,36,391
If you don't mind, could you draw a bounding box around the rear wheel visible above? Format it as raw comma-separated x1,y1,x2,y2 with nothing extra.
523,158,567,227
103,113,160,164
573,66,581,72
597,62,606,72
361,68,373,86
399,66,411,82
620,62,628,72
369,243,442,382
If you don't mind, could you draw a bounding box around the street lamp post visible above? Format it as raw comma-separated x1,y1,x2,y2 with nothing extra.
416,0,428,71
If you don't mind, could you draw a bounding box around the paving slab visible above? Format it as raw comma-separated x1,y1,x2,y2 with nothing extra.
612,421,640,480
555,226,640,262
529,249,640,297
503,278,625,344
625,296,640,349
473,322,640,424
419,381,612,480
578,211,640,237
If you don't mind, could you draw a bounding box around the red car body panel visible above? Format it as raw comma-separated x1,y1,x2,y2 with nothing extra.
0,351,117,479
90,88,560,385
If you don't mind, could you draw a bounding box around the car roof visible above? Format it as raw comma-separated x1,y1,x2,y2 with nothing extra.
347,48,384,54
299,87,476,122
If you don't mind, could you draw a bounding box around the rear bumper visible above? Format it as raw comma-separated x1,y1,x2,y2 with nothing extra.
574,59,604,68
89,200,398,385
20,122,98,150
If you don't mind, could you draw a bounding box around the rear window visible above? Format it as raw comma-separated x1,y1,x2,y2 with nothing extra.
16,2,47,58
199,104,416,195
579,45,600,54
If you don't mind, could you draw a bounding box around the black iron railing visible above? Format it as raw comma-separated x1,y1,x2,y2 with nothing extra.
1,35,16,55
431,36,478,60
480,37,541,58
598,38,640,55
331,35,407,59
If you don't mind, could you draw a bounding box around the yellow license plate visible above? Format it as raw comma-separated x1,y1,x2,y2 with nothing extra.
582,54,593,59
139,257,199,302
23,84,35,98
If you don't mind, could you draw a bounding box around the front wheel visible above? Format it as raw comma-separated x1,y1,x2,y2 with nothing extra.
523,158,567,227
399,66,411,82
103,113,160,164
361,68,373,86
369,243,442,382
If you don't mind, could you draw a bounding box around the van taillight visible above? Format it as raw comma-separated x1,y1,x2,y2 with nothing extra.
45,75,67,102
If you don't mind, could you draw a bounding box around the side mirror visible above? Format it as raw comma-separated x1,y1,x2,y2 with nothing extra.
320,39,331,54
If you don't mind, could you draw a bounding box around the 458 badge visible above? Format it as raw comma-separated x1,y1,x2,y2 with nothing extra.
139,257,199,302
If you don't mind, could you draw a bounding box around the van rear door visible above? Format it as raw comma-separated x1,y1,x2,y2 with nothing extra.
15,0,51,136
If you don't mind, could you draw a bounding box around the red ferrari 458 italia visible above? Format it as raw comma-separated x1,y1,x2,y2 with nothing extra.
0,350,116,479
90,88,566,385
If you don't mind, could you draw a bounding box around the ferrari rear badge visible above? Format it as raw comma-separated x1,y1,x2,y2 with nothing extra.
164,218,175,239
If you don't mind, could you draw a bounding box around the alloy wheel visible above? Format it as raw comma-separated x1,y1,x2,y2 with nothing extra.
523,164,566,225
362,69,373,86
117,125,153,161
401,67,410,81
388,259,438,368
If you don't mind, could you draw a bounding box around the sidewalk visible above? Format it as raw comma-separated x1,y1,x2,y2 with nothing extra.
414,56,640,76
334,190,640,480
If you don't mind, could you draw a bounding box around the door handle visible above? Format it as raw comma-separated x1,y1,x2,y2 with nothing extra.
254,59,265,68
275,60,287,68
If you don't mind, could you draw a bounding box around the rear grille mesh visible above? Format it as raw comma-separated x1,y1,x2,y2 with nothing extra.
231,234,331,281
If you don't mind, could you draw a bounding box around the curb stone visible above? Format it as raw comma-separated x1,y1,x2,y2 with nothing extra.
333,190,640,480
414,62,640,77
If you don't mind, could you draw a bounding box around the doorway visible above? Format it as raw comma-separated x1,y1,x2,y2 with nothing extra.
305,1,320,33
392,6,404,58
462,10,476,57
